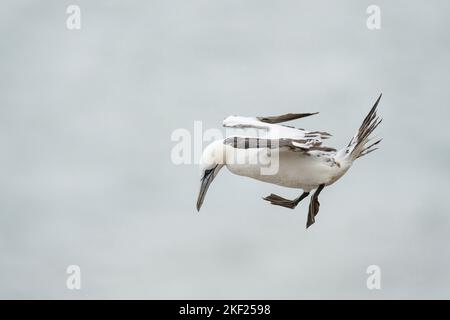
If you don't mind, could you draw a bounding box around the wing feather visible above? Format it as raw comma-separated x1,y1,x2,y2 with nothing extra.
257,112,318,124
224,136,336,153
222,112,333,153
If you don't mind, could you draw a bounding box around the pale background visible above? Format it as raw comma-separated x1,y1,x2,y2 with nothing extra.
1,0,449,299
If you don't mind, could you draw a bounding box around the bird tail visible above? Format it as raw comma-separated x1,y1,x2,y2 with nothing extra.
341,94,383,161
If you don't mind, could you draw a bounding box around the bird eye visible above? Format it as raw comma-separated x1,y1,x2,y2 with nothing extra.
202,166,217,180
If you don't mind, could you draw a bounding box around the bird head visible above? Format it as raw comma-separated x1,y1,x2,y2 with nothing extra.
196,140,225,211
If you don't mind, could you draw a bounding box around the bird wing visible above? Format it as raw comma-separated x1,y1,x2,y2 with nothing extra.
223,113,334,153
223,136,336,153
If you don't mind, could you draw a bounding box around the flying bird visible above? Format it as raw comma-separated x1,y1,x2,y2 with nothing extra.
196,94,382,228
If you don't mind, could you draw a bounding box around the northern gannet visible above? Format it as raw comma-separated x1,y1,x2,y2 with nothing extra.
196,94,382,228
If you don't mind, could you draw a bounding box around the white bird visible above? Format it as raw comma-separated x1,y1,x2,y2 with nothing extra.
196,94,382,228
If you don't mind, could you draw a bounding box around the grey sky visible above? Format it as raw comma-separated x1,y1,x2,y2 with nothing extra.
0,1,449,298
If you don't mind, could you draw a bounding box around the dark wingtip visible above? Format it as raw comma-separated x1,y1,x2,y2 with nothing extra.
376,93,382,102
258,112,319,124
373,93,382,110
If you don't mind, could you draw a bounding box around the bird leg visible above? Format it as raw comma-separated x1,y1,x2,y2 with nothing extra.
263,192,310,209
306,184,325,229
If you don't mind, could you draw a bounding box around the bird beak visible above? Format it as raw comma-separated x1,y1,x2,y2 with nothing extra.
196,167,217,211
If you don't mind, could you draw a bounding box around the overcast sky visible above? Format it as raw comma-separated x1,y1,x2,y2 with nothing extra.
1,0,450,299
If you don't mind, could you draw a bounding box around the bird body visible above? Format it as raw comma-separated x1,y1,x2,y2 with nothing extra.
196,94,382,228
223,145,351,191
